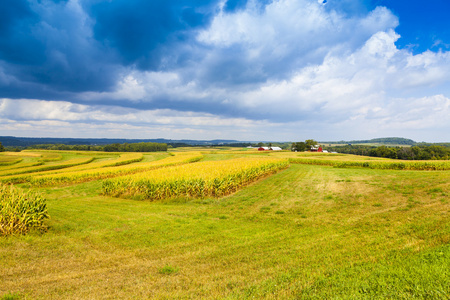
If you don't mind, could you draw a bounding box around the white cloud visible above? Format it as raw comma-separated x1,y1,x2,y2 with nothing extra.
197,1,398,71
80,73,147,101
0,98,274,139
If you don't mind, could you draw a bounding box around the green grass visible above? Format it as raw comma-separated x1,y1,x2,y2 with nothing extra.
0,151,449,299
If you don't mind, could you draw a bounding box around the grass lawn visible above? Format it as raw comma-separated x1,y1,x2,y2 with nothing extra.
0,153,449,299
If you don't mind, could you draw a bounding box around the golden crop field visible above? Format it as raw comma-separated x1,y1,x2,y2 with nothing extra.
0,156,95,178
25,151,203,187
102,157,289,200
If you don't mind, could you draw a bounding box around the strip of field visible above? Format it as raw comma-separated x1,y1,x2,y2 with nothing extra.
99,152,144,167
17,152,145,178
0,152,44,171
25,152,204,187
38,152,63,162
0,156,23,166
3,151,42,157
289,157,450,170
0,156,95,182
0,161,44,172
102,158,289,200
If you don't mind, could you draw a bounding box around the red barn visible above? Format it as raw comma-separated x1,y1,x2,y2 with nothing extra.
311,145,323,152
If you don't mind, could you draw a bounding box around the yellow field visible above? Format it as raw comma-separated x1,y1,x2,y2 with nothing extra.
102,157,289,200
23,151,203,186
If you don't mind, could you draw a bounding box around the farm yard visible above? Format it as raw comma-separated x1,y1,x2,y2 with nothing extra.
0,148,449,299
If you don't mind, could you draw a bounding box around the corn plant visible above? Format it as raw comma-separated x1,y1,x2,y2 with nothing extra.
0,184,49,236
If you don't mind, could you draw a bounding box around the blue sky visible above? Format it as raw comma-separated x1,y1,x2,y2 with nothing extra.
0,0,449,142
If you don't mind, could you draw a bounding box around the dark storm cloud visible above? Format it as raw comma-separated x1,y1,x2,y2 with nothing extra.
0,0,45,65
88,0,218,70
0,0,280,102
0,0,123,97
0,0,338,105
223,0,249,12
0,0,225,99
224,0,273,12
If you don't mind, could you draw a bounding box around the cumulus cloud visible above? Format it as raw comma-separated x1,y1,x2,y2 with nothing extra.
195,2,398,86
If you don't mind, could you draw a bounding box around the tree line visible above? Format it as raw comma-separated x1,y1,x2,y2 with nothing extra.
325,145,449,160
324,137,416,145
23,142,168,152
290,139,449,160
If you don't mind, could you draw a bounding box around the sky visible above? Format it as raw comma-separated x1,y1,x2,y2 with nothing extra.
0,0,449,142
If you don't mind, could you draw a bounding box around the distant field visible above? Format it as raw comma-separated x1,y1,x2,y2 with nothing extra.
322,143,412,147
0,149,449,299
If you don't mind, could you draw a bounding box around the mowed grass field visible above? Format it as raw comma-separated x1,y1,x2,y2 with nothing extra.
0,149,449,299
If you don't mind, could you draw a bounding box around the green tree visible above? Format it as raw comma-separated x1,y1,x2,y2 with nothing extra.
0,142,4,152
305,139,318,150
292,142,307,152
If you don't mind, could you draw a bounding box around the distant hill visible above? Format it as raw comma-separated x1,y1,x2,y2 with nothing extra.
0,136,426,148
0,136,246,147
322,137,416,146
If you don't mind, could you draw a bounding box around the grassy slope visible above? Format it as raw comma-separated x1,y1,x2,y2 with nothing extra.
0,153,449,299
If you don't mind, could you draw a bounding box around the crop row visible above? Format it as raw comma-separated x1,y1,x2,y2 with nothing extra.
0,161,44,172
25,152,204,187
98,153,144,167
289,158,450,170
102,158,289,201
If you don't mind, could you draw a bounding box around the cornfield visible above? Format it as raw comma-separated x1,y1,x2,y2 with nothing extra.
102,158,289,200
0,156,95,178
25,152,145,176
25,152,204,187
0,183,49,236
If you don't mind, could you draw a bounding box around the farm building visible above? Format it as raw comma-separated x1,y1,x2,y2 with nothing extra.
310,145,323,152
258,146,282,151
